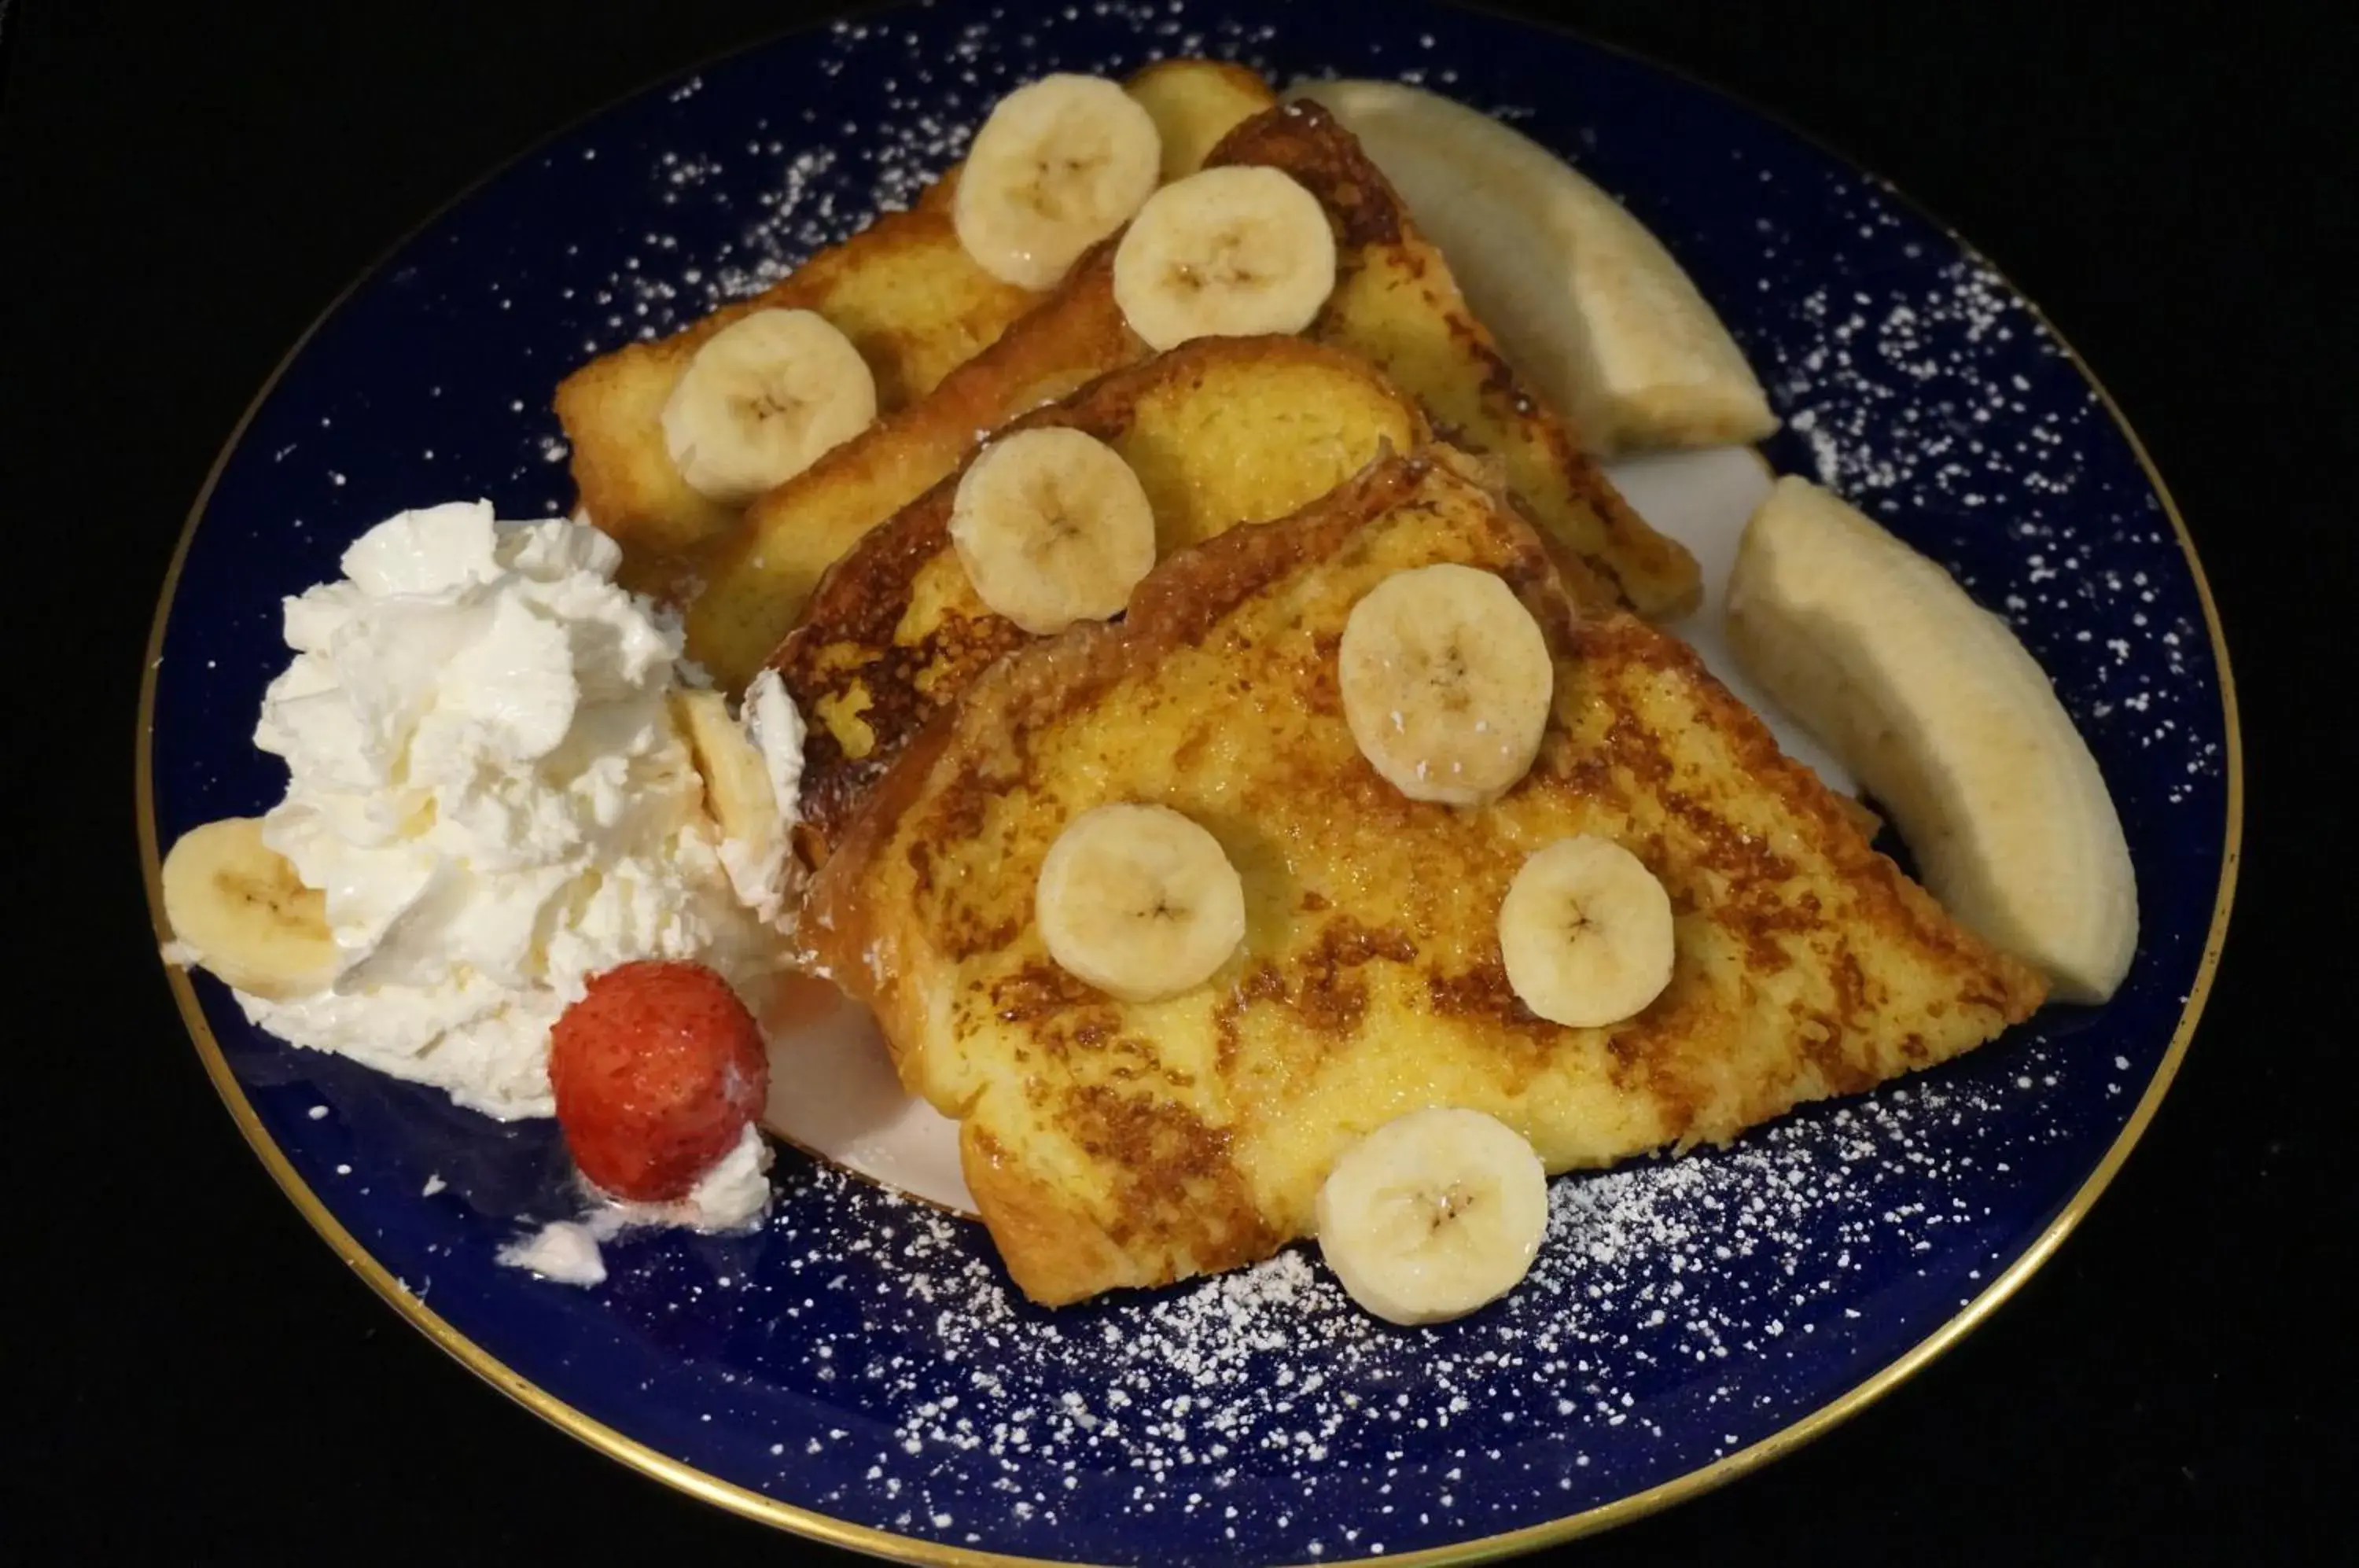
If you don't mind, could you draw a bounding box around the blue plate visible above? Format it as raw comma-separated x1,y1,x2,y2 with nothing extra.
138,0,2238,1560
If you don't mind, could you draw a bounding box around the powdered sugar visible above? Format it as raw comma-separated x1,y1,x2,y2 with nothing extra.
1726,158,2221,800
565,1045,2081,1555
167,0,2227,1559
558,5,1282,345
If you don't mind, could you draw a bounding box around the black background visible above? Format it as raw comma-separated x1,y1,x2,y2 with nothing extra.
8,0,2351,1562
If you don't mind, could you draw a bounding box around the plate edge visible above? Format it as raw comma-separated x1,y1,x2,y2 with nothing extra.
130,4,2246,1564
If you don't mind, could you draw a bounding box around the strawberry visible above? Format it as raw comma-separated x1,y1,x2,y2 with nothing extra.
549,961,768,1202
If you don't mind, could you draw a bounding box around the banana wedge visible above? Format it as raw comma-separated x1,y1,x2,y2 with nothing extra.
948,425,1158,634
1337,562,1553,806
660,308,878,503
1315,1107,1548,1325
1497,834,1676,1028
1034,803,1246,1002
1724,477,2137,1003
1293,78,1776,458
672,686,798,924
160,816,340,1000
671,689,779,846
1111,165,1337,350
954,73,1165,290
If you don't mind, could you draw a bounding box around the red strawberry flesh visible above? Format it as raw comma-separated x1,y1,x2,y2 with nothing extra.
549,960,768,1202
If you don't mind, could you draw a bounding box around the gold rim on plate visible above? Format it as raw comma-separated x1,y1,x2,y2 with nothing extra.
133,13,2243,1566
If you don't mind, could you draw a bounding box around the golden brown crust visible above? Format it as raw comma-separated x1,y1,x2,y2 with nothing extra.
687,256,1142,680
805,447,2042,1305
962,1106,1283,1305
681,101,1698,688
556,199,1038,593
1125,58,1281,182
773,335,1427,863
1206,105,1700,620
555,60,1280,598
959,1126,1143,1304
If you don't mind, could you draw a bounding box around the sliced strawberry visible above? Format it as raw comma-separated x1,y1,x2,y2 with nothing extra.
549,960,768,1202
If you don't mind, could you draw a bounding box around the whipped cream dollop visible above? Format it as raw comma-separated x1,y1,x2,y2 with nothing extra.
743,667,809,827
495,1218,609,1287
233,501,784,1118
497,1124,775,1286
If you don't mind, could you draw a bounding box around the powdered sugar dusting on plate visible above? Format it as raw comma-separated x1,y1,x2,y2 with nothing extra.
155,0,2228,1561
560,5,1284,339
1724,160,2221,812
564,1048,2081,1557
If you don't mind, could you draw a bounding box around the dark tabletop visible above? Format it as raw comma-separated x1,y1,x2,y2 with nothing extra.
8,0,2349,1562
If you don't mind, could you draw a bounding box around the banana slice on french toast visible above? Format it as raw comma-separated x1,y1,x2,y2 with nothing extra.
554,59,1277,591
802,447,2045,1307
771,334,1427,864
686,101,1699,688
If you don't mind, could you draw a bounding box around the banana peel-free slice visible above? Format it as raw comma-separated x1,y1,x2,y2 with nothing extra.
1034,802,1246,1003
955,74,1165,290
1725,476,2136,1002
661,310,878,504
1111,166,1338,350
949,427,1158,634
1497,834,1676,1028
1338,561,1554,805
1315,1106,1548,1325
160,816,340,1000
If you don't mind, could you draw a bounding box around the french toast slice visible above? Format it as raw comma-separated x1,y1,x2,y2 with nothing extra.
554,60,1276,591
803,448,2046,1306
771,335,1428,864
685,101,1699,688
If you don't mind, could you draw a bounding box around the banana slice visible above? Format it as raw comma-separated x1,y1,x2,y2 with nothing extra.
672,686,797,923
1497,834,1676,1029
1725,477,2136,1002
1337,563,1554,806
671,689,780,845
1110,165,1337,351
955,74,1163,291
1315,1106,1548,1325
948,426,1158,634
661,308,878,503
1293,78,1776,458
1034,803,1246,1002
160,816,340,1000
